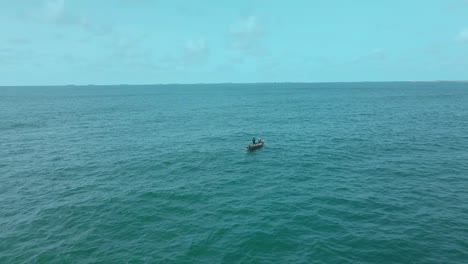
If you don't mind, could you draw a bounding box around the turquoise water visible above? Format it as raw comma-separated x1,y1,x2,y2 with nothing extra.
1,82,468,263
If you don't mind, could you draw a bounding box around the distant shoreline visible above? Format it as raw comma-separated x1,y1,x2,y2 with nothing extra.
409,80,468,83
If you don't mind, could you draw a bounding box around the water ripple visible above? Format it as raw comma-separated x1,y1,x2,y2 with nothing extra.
1,83,468,263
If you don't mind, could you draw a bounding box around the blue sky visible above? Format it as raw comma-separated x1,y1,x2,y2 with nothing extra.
1,0,468,85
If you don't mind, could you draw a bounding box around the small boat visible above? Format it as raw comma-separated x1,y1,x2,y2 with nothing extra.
246,139,264,151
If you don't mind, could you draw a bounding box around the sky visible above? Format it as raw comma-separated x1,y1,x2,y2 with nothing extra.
1,0,468,85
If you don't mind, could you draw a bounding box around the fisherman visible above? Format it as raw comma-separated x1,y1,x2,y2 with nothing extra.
252,137,256,145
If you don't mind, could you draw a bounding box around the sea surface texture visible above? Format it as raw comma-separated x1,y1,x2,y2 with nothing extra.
1,82,468,263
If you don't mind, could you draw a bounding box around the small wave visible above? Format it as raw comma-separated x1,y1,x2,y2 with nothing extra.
0,121,46,131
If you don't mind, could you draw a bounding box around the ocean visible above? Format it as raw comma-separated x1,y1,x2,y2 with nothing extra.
1,82,467,263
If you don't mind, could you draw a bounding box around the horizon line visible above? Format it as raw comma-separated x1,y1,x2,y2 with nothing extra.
1,80,468,87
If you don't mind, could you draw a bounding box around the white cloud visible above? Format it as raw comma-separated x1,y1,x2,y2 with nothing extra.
33,0,112,36
182,38,210,64
367,49,386,60
353,49,386,62
43,0,64,21
37,0,72,24
0,48,36,65
9,37,30,45
229,16,266,55
104,35,158,70
456,29,468,42
112,37,134,59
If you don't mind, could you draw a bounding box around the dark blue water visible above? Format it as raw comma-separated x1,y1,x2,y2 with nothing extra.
1,82,468,263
